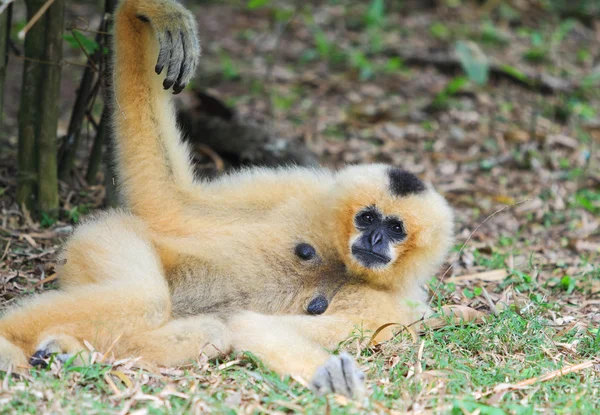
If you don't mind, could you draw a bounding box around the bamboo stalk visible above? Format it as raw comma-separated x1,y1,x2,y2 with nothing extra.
17,0,48,209
85,108,108,184
0,3,11,140
35,0,64,216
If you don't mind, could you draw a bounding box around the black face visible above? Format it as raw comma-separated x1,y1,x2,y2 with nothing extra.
351,206,406,268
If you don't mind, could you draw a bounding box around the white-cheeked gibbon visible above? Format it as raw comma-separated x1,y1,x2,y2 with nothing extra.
0,0,453,398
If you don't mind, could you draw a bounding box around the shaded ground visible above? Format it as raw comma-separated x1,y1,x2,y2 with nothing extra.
0,1,599,413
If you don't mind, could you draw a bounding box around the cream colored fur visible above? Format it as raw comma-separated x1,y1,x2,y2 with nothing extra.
0,0,454,396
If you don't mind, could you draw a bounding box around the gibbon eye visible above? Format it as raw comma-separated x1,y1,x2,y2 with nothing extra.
360,213,373,224
388,221,405,236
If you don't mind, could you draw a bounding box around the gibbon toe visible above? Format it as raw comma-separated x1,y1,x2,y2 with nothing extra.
31,335,88,368
311,352,365,398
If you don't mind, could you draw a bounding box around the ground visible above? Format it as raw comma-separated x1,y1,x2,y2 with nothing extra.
0,1,599,414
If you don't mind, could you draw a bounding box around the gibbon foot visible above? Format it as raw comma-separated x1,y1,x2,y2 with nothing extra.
136,0,201,93
30,335,88,368
0,336,28,374
311,352,365,398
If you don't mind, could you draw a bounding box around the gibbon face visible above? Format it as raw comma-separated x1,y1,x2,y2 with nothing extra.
351,205,406,269
331,165,454,287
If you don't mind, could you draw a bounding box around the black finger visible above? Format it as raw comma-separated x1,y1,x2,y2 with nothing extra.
173,32,189,94
156,31,172,75
164,30,184,90
29,349,50,368
340,354,353,397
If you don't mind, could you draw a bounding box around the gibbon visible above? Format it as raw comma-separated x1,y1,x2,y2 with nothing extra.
0,0,454,398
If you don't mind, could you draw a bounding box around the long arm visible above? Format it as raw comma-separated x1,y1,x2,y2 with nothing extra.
112,0,334,235
112,0,201,233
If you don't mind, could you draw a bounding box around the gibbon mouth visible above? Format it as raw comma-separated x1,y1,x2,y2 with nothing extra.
351,247,391,267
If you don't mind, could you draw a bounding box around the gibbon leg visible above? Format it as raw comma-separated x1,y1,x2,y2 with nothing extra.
0,212,171,369
228,311,366,397
0,336,28,373
117,314,231,367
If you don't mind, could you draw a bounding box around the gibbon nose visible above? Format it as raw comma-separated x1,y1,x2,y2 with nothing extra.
369,230,384,248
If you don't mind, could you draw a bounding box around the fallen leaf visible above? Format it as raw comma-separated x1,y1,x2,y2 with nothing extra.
446,269,508,283
110,370,133,389
423,305,486,330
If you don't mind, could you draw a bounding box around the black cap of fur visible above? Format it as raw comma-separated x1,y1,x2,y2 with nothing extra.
388,168,426,197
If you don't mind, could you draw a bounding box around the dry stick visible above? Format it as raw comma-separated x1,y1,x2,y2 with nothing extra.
0,0,16,15
480,286,498,315
17,0,56,40
0,239,10,263
492,360,595,393
428,198,532,308
69,26,111,36
59,16,107,180
97,333,123,364
11,53,90,68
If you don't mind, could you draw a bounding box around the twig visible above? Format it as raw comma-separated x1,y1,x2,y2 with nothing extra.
492,360,595,393
429,199,532,307
8,38,21,56
390,49,577,94
195,143,225,172
446,269,508,283
481,286,498,315
70,28,99,73
0,0,16,15
0,239,10,263
98,333,123,363
34,272,57,287
11,53,91,68
18,0,57,40
67,26,111,36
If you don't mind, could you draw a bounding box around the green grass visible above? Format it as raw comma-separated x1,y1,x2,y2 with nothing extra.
1,303,597,414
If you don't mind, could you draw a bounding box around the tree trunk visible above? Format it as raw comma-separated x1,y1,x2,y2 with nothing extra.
0,4,11,141
36,0,64,216
17,0,64,216
17,0,47,210
85,107,107,184
101,0,119,206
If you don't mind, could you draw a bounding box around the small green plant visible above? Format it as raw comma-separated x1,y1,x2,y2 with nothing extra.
40,212,57,228
349,50,374,80
364,0,385,28
219,54,241,80
523,31,548,63
559,275,577,294
573,189,600,215
430,22,451,40
479,21,509,45
431,76,469,110
246,0,271,9
455,41,489,85
63,31,99,55
66,204,91,224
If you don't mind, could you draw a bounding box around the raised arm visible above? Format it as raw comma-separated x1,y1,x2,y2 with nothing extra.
112,0,201,233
